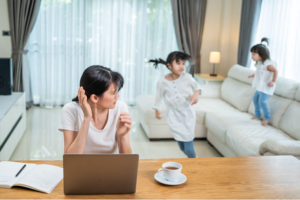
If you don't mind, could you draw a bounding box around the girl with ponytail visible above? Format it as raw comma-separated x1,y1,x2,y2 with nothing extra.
149,51,202,158
248,38,278,126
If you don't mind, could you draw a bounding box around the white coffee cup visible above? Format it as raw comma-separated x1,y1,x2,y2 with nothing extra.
158,162,182,182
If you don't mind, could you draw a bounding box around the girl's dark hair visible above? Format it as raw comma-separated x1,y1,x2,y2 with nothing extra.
72,65,124,102
148,51,191,69
250,37,270,63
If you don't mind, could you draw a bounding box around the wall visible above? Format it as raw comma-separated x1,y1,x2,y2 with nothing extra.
201,0,242,77
0,0,11,58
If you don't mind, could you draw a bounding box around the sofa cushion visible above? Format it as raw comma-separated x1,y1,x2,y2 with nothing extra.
295,87,300,102
136,95,236,126
226,126,294,157
221,77,255,112
248,95,293,128
278,101,300,140
192,98,236,124
205,110,294,156
205,111,256,143
227,64,255,85
274,77,299,100
259,140,300,156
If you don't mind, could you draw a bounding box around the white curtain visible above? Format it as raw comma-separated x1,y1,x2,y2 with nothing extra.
251,0,300,81
25,0,178,107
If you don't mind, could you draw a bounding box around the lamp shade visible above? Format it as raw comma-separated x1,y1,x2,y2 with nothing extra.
209,51,220,63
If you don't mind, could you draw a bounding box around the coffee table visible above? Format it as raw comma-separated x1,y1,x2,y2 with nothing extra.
1,156,300,199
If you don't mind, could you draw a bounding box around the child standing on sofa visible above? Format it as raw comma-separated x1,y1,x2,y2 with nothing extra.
149,51,201,158
248,38,278,126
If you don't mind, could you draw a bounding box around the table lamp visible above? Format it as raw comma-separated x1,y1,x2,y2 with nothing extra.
209,51,220,76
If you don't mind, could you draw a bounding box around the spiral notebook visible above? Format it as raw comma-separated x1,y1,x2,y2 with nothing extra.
0,161,63,194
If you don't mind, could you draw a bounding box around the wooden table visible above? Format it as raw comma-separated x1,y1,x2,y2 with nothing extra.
1,156,300,199
194,73,225,85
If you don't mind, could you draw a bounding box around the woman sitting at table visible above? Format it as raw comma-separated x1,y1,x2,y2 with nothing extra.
58,65,132,154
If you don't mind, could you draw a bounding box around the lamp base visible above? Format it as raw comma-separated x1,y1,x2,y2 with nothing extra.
209,73,217,77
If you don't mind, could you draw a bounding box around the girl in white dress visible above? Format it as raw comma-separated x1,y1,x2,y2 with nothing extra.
149,51,201,158
248,38,278,126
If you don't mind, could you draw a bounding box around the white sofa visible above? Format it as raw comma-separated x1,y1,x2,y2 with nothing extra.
136,65,300,158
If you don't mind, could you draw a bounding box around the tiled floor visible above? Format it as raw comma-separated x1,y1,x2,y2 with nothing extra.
10,106,221,160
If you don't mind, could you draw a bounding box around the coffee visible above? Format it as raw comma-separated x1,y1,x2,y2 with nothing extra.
159,162,182,181
165,166,179,170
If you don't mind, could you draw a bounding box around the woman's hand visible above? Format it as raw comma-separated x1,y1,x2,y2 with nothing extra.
190,90,200,105
78,87,92,119
268,81,275,87
116,112,132,137
155,110,162,119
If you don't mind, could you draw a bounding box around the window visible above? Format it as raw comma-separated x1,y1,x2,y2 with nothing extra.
26,0,178,107
251,0,300,81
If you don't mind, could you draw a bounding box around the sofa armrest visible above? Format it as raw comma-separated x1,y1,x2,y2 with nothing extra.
259,140,300,156
199,85,221,99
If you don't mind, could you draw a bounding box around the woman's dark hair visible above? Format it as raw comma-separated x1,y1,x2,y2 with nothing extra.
148,51,191,69
72,65,124,102
250,37,270,63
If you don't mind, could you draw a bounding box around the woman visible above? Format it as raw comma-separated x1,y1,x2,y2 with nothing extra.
59,65,132,154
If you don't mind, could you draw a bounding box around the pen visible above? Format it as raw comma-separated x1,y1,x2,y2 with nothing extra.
15,164,26,177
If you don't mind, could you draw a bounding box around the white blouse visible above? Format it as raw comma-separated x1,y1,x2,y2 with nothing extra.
58,100,129,153
252,59,277,95
153,72,201,112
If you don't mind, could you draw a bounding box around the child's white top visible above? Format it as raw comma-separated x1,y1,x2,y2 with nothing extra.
153,72,201,141
58,100,128,153
252,59,277,95
153,72,201,112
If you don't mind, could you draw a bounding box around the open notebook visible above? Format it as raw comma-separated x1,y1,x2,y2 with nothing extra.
0,161,63,194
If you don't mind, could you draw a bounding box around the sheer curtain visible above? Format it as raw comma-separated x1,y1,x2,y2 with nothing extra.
25,0,178,107
251,0,300,81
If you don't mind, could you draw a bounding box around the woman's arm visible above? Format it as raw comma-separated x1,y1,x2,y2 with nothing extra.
267,65,278,87
117,133,132,154
116,112,132,154
64,87,92,154
63,117,90,154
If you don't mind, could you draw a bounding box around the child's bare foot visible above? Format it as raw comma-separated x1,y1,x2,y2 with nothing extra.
261,120,269,126
251,116,257,120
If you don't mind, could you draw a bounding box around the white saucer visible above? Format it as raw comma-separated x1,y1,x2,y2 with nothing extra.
154,172,187,185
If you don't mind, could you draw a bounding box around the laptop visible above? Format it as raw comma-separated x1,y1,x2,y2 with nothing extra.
63,154,139,195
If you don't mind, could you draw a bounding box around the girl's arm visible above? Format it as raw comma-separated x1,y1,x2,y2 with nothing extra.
267,65,278,87
153,81,164,119
155,110,162,119
248,74,255,78
191,90,201,105
189,75,202,105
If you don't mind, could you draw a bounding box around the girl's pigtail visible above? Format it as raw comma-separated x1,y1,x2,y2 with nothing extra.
261,37,269,46
148,58,168,69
